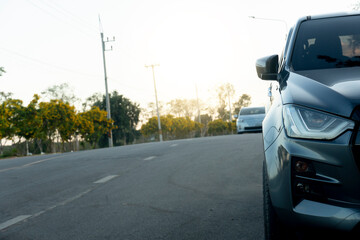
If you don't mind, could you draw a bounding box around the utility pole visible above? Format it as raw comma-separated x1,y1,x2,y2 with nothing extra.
145,64,163,142
195,83,202,137
227,88,233,134
195,84,201,124
228,89,232,122
99,16,114,147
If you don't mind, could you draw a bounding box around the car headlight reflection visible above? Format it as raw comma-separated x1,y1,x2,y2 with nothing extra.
283,105,354,140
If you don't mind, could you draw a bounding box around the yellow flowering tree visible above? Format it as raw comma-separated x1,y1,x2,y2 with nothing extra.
0,98,22,155
169,117,201,139
141,115,172,140
14,95,42,154
141,115,201,140
39,99,77,152
77,106,115,148
208,119,229,136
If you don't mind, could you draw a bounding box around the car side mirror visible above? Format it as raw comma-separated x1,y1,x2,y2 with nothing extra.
233,114,238,119
256,55,278,80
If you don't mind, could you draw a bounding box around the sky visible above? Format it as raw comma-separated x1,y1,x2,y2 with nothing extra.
0,0,358,113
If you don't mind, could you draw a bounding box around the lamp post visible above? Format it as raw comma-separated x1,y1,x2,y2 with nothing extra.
249,16,286,107
248,16,288,34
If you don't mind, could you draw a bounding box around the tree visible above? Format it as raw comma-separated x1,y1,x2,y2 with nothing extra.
14,94,42,155
57,103,77,149
0,98,22,155
141,101,165,121
92,91,141,146
39,99,77,152
141,114,201,140
77,106,114,149
0,92,13,103
216,83,235,121
233,94,252,115
141,115,172,140
82,92,102,111
208,119,228,136
140,116,161,139
171,116,202,139
0,67,5,76
167,99,184,117
200,114,213,136
41,83,79,104
167,99,198,119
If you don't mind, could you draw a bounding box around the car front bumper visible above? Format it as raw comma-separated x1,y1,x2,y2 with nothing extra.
237,123,262,133
264,127,360,232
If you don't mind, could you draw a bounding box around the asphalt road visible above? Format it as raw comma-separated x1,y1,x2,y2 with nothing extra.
0,134,264,240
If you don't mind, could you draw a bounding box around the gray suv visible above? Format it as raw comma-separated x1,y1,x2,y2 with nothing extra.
257,13,360,239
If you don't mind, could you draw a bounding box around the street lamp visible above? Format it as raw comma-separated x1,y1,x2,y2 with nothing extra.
249,16,287,107
248,16,288,34
248,16,288,41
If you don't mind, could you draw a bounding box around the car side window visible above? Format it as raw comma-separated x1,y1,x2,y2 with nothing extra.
291,15,360,71
339,34,360,58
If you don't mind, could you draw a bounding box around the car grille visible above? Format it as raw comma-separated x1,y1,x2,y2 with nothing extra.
244,126,262,130
244,119,263,126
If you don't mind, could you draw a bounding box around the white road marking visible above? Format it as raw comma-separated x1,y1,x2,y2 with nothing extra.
33,188,93,218
94,175,118,184
3,187,96,230
144,156,156,161
23,159,49,167
0,156,61,173
0,215,32,231
170,144,178,147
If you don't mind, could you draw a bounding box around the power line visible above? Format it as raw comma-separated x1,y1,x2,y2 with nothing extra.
0,45,158,95
38,0,99,32
27,0,97,38
0,46,101,78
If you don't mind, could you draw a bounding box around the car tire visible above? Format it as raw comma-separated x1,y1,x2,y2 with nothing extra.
263,163,297,240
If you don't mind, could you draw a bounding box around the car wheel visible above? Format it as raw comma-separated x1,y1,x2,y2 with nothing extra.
263,163,297,240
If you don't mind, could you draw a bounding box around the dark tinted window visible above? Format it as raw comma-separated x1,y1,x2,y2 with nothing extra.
240,107,265,115
292,15,360,71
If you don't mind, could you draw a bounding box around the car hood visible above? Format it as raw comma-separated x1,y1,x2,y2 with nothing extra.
281,67,360,118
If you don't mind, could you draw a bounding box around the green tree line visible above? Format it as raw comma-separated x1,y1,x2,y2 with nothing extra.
0,93,116,156
1,78,252,157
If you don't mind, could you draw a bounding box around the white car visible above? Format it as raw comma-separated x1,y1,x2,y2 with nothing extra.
236,106,265,134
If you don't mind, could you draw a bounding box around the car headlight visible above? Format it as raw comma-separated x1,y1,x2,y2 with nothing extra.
283,105,354,140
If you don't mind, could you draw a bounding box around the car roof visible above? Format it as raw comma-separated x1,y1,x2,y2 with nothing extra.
301,11,360,21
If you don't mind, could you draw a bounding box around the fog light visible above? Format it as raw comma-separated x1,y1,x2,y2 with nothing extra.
296,183,304,192
296,182,310,194
295,160,309,173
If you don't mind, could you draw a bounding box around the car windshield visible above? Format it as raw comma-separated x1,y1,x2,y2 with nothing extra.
292,15,360,71
240,107,265,115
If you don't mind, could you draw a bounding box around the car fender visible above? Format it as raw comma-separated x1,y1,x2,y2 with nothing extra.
263,91,283,151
